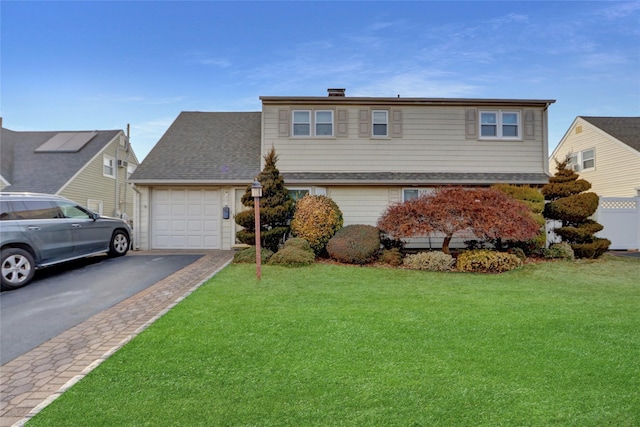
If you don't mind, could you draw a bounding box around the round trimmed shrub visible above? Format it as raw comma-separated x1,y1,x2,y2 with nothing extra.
283,237,312,252
233,247,274,264
571,238,611,259
291,195,343,255
326,224,380,265
380,248,403,267
267,246,315,267
543,241,575,261
403,251,455,271
456,250,522,273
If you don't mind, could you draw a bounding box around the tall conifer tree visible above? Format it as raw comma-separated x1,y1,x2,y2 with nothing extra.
235,148,294,252
542,157,610,258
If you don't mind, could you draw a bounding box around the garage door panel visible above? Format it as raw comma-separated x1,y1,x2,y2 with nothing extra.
151,188,221,249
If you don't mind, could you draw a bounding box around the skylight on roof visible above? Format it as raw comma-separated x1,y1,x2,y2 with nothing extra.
35,131,97,153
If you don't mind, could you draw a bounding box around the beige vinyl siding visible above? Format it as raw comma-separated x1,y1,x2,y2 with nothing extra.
263,105,546,174
327,187,394,226
135,186,151,250
551,118,640,197
58,136,138,221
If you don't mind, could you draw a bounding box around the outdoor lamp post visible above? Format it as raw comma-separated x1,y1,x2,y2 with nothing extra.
251,180,263,280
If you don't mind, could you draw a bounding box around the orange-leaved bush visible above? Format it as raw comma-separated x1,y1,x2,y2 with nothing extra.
290,195,343,255
377,186,540,254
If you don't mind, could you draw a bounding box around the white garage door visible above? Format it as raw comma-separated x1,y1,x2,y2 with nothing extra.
151,188,221,249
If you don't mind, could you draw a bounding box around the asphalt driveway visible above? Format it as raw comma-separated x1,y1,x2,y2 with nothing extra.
0,253,202,365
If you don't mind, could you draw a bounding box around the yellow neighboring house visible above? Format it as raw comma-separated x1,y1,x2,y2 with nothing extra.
550,116,640,197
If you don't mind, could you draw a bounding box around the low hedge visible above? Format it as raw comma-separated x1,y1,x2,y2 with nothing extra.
403,251,455,271
233,247,274,264
379,248,403,267
456,249,522,273
268,237,315,267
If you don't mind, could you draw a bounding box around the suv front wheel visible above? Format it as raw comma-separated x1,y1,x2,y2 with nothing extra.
1,248,35,291
108,230,130,257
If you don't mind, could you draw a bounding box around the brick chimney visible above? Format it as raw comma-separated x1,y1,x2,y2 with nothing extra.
327,88,346,97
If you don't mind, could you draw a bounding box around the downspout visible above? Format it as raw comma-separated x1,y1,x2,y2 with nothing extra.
131,183,142,250
114,140,120,217
543,103,551,176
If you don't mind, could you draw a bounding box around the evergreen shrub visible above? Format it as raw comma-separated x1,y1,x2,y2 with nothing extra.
233,247,274,264
571,239,612,259
235,148,294,252
403,251,455,271
456,250,522,273
326,224,380,265
379,248,404,267
543,242,575,261
267,246,315,267
268,237,315,267
283,237,312,252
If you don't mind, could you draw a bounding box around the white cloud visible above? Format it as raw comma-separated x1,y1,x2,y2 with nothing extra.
600,1,640,19
185,51,231,67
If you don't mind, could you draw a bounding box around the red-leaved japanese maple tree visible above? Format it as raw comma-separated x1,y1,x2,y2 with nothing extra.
377,186,540,254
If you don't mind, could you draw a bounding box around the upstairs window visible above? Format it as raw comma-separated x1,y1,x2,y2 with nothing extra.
566,149,595,172
292,110,334,137
103,156,115,177
293,111,311,136
480,111,521,139
315,111,333,136
581,149,595,170
372,110,388,136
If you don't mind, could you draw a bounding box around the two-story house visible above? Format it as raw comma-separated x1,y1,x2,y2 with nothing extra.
1,119,139,222
129,89,555,251
550,116,640,197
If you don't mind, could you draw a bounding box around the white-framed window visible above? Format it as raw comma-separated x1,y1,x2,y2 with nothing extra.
567,149,595,172
372,110,388,137
315,111,333,136
480,110,521,139
581,149,595,170
293,111,311,136
402,188,434,202
288,188,310,201
103,155,115,178
292,110,334,137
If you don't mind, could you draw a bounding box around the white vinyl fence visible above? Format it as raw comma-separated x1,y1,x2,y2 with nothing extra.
546,197,640,251
595,197,640,251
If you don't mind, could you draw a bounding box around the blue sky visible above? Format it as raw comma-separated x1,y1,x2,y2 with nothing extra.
2,1,639,161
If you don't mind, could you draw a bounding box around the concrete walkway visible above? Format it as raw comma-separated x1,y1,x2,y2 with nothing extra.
0,250,235,427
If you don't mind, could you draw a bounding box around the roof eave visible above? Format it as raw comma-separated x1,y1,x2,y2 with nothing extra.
260,96,556,108
130,179,254,186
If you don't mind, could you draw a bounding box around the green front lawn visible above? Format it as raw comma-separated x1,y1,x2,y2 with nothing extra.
29,256,640,426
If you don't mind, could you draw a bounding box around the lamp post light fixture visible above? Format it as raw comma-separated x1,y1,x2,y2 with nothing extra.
251,180,263,281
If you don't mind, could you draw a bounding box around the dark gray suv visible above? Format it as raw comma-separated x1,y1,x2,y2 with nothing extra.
0,193,132,290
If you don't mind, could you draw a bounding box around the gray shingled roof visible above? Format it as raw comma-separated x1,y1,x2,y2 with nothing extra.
580,116,640,153
129,112,261,183
282,172,550,185
0,127,121,193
